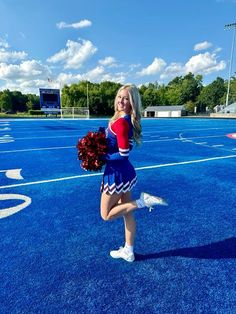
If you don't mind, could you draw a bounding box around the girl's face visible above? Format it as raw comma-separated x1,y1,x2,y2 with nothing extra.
116,89,132,115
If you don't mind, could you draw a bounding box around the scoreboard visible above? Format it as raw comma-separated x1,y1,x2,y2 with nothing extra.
39,88,61,114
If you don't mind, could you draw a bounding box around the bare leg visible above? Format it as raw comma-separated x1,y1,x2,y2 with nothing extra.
123,213,136,246
100,191,136,245
100,191,137,221
100,192,122,221
121,192,136,246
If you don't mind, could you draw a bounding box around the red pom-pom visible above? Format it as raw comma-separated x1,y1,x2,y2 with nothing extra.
77,129,107,171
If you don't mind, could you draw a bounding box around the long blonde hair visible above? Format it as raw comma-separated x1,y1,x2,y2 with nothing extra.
110,84,142,145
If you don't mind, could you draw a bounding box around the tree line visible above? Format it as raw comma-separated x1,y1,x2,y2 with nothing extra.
1,73,236,115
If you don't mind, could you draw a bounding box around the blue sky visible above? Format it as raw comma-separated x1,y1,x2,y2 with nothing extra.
0,0,236,95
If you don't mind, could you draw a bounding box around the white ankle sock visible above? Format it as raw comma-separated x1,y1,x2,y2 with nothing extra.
124,243,134,253
136,198,145,208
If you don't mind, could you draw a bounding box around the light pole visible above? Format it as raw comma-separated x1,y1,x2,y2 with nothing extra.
86,82,89,108
225,22,236,107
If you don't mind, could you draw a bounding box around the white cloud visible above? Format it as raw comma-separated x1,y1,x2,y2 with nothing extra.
137,58,166,76
75,66,125,83
0,38,28,63
185,52,226,74
159,51,226,80
1,79,51,94
194,41,212,51
160,63,185,80
0,38,10,49
213,47,222,53
0,50,28,62
80,66,105,81
57,19,92,29
80,66,125,83
56,72,76,85
55,66,126,87
47,39,97,69
99,56,117,67
0,34,226,94
0,60,51,80
129,63,141,71
108,72,126,83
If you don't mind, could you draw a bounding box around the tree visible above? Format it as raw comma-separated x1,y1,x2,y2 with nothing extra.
11,91,28,112
197,77,226,112
184,100,195,114
166,84,183,105
26,94,40,110
0,90,13,112
0,75,229,116
99,81,121,115
166,73,202,106
142,87,162,108
181,73,203,103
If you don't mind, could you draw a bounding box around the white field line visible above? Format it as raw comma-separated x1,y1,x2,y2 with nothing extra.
0,154,236,190
179,133,235,153
143,126,236,135
9,133,227,142
0,135,231,154
0,118,107,122
8,129,235,138
180,135,225,140
5,126,235,137
7,135,81,140
0,146,75,153
0,139,181,154
143,134,225,143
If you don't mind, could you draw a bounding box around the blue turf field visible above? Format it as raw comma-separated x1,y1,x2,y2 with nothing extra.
0,117,236,313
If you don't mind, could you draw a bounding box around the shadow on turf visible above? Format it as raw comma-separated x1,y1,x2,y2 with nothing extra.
135,237,236,260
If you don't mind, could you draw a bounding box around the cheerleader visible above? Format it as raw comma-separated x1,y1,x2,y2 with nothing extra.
100,84,167,262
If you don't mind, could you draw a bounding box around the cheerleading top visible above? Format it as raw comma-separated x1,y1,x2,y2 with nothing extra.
105,114,133,161
101,114,137,194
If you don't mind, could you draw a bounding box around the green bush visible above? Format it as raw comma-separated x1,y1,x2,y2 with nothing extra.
29,110,44,115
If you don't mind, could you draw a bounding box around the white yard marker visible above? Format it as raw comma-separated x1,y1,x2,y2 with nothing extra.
0,194,31,219
0,137,14,143
0,169,23,180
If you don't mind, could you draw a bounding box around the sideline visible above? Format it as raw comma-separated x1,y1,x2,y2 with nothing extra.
0,154,236,189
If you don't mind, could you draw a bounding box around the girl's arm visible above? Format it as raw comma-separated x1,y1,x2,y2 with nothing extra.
105,118,130,161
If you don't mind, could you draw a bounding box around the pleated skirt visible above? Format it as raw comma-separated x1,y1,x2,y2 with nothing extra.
101,160,137,194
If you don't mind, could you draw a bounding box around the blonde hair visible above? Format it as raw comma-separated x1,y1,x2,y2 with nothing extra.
110,84,142,145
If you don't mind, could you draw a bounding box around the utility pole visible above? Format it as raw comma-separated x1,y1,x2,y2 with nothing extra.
224,22,236,107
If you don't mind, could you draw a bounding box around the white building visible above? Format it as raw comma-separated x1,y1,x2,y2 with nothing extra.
219,102,236,113
143,105,186,118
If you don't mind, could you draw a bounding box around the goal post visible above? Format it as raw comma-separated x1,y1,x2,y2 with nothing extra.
60,107,90,119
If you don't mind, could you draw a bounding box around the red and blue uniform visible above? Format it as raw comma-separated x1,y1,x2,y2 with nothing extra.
101,114,137,194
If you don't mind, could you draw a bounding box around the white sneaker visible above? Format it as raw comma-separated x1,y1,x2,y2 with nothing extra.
140,192,168,211
110,247,135,262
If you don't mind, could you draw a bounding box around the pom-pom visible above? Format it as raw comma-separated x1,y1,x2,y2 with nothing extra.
77,129,107,171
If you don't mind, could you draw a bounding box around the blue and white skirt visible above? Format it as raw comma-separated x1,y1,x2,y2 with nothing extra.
101,160,137,194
